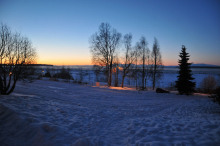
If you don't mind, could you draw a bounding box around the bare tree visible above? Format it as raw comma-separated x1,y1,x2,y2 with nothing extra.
113,54,120,87
134,42,141,89
200,75,218,94
0,23,37,95
93,65,101,82
137,36,151,90
0,23,11,64
121,33,136,88
151,37,164,90
90,23,121,86
78,68,85,83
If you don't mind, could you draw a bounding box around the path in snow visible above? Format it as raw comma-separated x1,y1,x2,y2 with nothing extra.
0,80,220,146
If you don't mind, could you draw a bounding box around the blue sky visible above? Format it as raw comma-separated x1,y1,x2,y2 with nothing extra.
0,0,219,65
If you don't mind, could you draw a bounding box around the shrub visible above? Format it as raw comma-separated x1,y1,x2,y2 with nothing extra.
199,75,218,94
78,68,85,82
53,66,72,80
137,87,148,91
196,88,203,93
45,71,51,77
167,81,176,91
209,86,220,106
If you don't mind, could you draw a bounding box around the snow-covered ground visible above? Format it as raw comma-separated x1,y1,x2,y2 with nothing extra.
0,80,220,146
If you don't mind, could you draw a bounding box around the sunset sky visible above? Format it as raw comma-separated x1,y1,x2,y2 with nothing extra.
0,0,219,66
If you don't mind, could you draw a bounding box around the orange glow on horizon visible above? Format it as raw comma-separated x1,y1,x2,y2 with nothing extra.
38,59,219,66
38,60,178,66
163,60,178,66
38,59,93,66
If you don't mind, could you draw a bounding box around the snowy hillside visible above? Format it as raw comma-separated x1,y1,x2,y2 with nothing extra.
0,80,220,146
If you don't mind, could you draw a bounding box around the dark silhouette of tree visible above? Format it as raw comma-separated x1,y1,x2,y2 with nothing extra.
59,66,72,80
151,38,163,90
175,45,196,95
45,71,51,77
121,33,136,88
93,65,101,82
0,23,37,95
137,36,151,90
90,23,121,86
78,68,85,83
134,42,141,90
113,55,120,87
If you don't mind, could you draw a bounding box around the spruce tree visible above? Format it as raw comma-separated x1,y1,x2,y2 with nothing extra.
175,45,196,95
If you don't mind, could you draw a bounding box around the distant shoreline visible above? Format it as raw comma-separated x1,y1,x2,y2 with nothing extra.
166,66,220,68
189,66,220,68
30,64,53,66
34,64,220,69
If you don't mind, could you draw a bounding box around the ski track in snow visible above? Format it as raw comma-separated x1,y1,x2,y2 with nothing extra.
0,80,220,146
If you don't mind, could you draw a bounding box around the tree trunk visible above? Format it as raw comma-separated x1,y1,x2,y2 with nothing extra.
145,78,146,89
136,56,137,90
0,77,3,94
153,57,157,90
5,75,12,91
6,80,17,95
115,66,119,87
142,63,145,88
106,64,109,86
121,73,125,88
121,78,124,88
109,61,113,87
0,76,16,95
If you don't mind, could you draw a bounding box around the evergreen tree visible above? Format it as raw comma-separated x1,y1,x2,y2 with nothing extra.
175,45,196,95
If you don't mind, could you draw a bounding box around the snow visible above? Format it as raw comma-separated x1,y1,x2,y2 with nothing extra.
0,77,220,145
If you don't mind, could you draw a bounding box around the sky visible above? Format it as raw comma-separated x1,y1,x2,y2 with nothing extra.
0,0,220,66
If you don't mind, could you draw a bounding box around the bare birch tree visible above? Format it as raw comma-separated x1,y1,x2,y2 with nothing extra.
151,37,164,90
121,33,136,88
137,36,151,90
134,42,141,89
0,23,11,64
93,65,101,82
0,23,37,95
113,54,120,87
90,23,121,86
